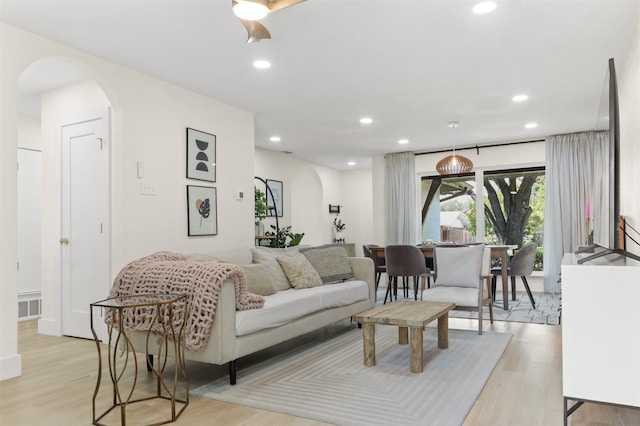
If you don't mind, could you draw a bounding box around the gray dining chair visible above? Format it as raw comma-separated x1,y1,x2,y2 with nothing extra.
491,242,538,308
384,245,431,304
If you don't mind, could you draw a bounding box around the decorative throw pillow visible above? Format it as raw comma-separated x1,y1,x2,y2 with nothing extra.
277,253,323,289
434,244,485,288
299,244,355,284
251,247,299,291
240,263,277,296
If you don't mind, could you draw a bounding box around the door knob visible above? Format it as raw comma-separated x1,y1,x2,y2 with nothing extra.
59,237,70,245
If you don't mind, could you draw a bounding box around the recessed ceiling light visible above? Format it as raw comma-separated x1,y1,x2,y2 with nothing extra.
270,136,281,142
253,60,271,69
512,94,528,102
398,139,409,145
473,1,497,14
525,123,538,129
359,117,373,124
347,161,356,166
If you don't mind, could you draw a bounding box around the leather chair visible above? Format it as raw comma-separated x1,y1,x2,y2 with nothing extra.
384,245,431,304
422,244,493,335
363,244,386,293
491,242,538,308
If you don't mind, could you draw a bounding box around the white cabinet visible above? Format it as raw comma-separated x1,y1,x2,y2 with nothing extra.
561,253,640,421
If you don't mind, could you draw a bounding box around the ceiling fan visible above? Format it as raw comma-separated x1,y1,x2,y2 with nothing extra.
232,0,306,43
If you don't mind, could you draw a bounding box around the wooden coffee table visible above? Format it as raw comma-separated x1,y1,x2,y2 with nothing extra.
353,300,455,373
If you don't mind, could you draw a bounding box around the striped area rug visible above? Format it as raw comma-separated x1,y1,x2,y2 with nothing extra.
193,326,511,426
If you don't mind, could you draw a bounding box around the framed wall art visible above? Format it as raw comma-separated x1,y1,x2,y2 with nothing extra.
187,185,217,236
186,127,216,182
266,179,283,217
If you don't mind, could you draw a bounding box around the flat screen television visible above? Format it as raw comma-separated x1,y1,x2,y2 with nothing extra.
578,58,640,263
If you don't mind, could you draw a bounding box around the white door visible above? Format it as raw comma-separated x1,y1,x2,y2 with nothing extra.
61,109,110,340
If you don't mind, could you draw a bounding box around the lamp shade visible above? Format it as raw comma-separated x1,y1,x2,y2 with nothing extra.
436,154,474,175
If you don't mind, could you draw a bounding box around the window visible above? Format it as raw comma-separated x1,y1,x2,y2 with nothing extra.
421,167,545,271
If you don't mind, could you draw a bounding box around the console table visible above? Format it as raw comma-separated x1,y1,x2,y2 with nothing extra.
561,252,640,424
90,293,189,426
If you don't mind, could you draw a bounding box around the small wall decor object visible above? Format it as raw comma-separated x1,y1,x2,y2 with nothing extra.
329,204,341,214
333,217,346,243
186,128,216,182
266,179,283,217
187,185,217,236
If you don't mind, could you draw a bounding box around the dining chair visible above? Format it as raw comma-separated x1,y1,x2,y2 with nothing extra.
362,244,386,293
491,242,538,308
421,244,493,335
384,245,431,304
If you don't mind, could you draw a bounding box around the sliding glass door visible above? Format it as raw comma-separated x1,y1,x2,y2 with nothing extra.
421,167,545,272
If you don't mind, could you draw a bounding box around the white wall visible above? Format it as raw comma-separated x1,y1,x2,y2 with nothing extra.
0,23,254,380
341,168,374,257
619,6,640,257
414,142,546,174
254,149,376,256
255,148,344,246
17,115,43,297
17,115,41,150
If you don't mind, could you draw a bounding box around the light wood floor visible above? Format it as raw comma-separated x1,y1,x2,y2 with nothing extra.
1,317,639,425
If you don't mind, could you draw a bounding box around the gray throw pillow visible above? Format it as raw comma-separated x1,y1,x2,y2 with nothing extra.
299,244,355,284
251,247,299,291
240,263,277,296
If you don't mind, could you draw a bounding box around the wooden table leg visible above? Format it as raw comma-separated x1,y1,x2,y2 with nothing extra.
437,314,449,349
409,327,423,373
501,250,509,310
398,326,408,345
363,323,376,367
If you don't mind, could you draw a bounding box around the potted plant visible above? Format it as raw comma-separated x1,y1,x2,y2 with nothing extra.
333,218,346,243
265,225,304,247
255,187,268,235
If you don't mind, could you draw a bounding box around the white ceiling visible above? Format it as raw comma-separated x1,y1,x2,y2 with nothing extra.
2,0,638,170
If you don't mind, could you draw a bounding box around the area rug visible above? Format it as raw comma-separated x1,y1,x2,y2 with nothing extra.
192,326,511,426
448,291,561,325
376,287,561,325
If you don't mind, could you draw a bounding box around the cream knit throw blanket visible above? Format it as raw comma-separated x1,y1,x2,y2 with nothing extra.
109,251,264,352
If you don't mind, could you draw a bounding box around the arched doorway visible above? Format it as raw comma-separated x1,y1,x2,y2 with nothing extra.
18,58,112,340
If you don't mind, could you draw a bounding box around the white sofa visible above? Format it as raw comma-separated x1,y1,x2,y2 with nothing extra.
127,246,375,384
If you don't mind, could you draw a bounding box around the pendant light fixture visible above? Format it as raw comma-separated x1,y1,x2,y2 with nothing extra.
436,121,474,175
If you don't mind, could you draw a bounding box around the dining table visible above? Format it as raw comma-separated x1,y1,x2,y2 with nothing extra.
369,244,515,310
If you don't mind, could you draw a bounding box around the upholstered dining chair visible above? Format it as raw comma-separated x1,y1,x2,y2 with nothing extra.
491,242,538,308
421,244,493,335
384,245,431,304
363,244,386,292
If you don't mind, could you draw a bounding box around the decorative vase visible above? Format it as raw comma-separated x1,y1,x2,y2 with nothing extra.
255,222,264,236
333,231,345,243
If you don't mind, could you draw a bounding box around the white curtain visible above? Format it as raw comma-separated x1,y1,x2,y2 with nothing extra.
385,152,417,245
543,131,608,293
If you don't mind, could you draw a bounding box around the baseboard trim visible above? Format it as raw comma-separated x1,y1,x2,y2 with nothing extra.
38,318,61,336
0,354,22,381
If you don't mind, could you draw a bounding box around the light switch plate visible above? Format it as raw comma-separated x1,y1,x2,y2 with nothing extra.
140,182,156,196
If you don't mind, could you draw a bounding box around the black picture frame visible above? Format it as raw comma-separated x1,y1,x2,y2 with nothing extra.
266,179,283,217
187,185,217,236
186,128,216,182
329,204,341,214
